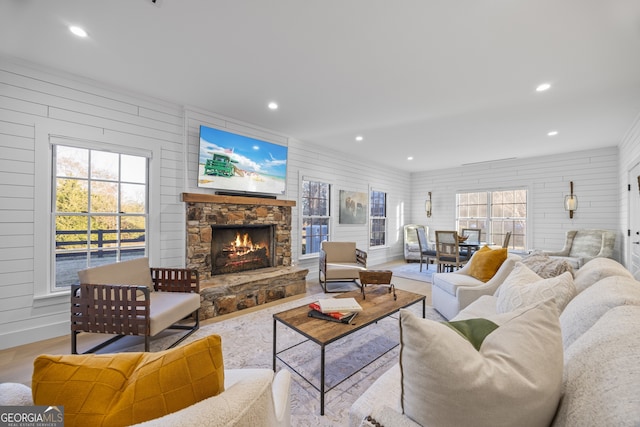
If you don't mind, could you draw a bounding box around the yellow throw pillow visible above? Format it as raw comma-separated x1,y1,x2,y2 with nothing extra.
468,246,508,282
33,335,224,427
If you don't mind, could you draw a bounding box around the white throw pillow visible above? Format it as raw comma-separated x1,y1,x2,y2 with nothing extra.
399,300,563,427
496,262,576,313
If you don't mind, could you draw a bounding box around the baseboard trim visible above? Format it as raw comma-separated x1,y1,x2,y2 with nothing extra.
0,321,68,351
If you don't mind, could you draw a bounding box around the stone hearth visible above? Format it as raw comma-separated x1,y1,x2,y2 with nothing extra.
199,266,307,319
182,193,308,320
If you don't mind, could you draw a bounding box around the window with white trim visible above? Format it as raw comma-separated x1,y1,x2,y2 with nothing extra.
53,144,149,288
370,190,387,247
301,179,330,255
456,189,526,250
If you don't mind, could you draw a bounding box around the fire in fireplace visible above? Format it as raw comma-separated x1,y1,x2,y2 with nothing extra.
211,225,275,275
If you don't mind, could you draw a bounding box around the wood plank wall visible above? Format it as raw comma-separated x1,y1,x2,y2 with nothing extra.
410,147,621,256
0,55,636,349
618,113,640,266
0,58,186,348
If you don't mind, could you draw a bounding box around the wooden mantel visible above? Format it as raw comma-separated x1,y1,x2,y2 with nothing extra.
181,192,296,207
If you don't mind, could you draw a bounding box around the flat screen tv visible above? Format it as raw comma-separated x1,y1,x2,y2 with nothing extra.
197,125,288,196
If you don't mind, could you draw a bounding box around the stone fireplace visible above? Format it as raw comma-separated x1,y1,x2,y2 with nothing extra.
211,224,276,275
183,193,308,320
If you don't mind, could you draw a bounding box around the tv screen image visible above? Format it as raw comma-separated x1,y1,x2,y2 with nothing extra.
198,125,288,195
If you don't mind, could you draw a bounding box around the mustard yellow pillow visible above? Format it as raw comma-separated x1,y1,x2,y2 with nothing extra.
468,246,508,282
33,335,224,427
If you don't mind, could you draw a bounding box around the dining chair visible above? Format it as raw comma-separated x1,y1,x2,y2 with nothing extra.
460,228,481,261
435,230,466,273
461,228,481,244
502,231,512,248
416,227,437,272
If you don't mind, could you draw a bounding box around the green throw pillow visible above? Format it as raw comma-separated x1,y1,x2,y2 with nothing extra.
444,318,499,351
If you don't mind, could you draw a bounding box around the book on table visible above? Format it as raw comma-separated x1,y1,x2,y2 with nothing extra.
307,307,358,324
316,297,363,314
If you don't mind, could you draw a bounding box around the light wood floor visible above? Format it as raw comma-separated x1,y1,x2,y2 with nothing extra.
0,260,430,387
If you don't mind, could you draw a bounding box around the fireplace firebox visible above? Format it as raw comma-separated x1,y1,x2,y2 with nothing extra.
211,225,276,275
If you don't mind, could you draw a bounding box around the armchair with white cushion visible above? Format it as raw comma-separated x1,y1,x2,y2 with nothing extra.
431,252,521,320
319,241,367,292
542,229,616,269
0,369,292,427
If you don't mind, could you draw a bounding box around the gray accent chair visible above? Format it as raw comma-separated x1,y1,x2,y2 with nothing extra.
404,224,429,261
416,227,437,272
543,229,616,269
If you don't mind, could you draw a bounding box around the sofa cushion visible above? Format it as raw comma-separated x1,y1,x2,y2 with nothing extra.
496,262,576,314
322,241,357,263
573,257,634,293
467,246,508,282
521,251,574,279
149,292,201,336
33,335,224,427
0,383,33,406
349,364,404,427
560,275,640,349
443,318,499,350
78,257,154,291
323,262,365,280
398,300,563,427
432,272,484,296
552,306,640,426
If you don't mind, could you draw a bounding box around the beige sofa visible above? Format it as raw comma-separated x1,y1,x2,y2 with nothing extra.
1,369,292,427
350,257,640,426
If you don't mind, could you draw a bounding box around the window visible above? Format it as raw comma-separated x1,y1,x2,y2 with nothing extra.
53,145,148,288
370,190,387,247
456,189,526,250
301,179,330,255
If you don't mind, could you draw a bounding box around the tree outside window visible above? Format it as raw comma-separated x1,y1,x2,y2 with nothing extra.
301,179,330,255
456,189,526,250
53,145,148,288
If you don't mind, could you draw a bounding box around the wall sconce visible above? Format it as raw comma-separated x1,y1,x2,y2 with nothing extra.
425,192,432,218
564,181,578,218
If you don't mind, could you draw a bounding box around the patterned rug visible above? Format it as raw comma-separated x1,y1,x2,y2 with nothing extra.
390,261,435,283
140,292,445,426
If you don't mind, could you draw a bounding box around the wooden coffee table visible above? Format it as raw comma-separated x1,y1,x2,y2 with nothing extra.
272,287,425,415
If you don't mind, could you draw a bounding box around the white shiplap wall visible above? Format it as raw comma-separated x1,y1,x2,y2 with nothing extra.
182,108,413,278
0,54,635,349
0,58,186,349
618,113,640,267
410,147,622,259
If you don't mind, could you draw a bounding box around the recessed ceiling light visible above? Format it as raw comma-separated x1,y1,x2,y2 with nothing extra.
355,135,363,142
547,130,558,136
536,83,551,92
407,156,414,161
69,26,87,38
268,102,278,110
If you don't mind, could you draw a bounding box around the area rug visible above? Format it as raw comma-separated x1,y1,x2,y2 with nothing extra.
133,293,445,426
391,261,435,283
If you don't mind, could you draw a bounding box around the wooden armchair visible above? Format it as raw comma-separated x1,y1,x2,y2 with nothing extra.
435,230,467,273
71,257,200,354
319,241,367,292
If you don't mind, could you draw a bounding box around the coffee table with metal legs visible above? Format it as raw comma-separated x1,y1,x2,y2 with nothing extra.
272,287,425,415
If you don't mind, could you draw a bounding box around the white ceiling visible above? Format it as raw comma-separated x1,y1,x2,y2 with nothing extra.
2,0,640,172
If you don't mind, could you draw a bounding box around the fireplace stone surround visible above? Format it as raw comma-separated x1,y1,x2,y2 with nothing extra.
183,193,308,320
